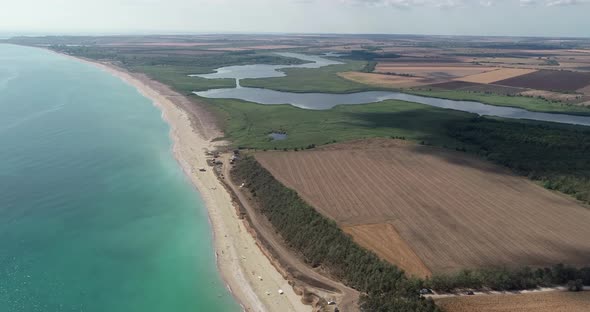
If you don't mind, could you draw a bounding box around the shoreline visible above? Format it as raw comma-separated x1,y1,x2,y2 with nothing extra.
56,51,309,312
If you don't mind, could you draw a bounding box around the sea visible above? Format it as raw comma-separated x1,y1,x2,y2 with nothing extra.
0,44,239,312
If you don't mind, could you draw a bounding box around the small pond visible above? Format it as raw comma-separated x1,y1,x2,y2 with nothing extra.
268,132,288,141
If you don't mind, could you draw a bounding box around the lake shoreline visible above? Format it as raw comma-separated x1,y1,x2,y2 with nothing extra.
51,50,310,312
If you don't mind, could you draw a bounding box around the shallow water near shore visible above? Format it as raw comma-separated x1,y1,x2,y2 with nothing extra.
0,44,239,311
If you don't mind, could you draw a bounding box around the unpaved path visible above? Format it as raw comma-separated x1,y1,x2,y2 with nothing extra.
221,154,360,312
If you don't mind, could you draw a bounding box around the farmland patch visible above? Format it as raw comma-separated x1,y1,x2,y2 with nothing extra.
255,139,590,274
496,70,590,92
456,68,537,84
436,291,590,312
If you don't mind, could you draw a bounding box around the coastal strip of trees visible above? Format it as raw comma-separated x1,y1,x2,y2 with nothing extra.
427,265,590,293
447,117,590,204
231,157,439,312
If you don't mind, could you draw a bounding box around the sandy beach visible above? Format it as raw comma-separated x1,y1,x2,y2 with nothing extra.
63,53,310,312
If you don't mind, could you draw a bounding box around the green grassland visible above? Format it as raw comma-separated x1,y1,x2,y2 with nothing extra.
240,61,380,93
409,89,590,116
131,65,235,94
204,95,590,204
203,96,474,149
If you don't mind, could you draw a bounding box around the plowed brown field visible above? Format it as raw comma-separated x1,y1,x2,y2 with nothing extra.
342,223,431,277
255,139,590,274
496,70,590,92
436,291,590,312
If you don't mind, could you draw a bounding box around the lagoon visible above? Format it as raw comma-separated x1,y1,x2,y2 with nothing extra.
194,53,590,127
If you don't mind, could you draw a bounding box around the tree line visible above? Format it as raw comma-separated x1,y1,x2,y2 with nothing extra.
446,117,590,204
427,264,590,293
232,157,439,312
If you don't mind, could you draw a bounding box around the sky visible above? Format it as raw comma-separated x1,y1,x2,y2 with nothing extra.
0,0,589,37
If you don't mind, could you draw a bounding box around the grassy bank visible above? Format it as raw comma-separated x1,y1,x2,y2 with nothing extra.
205,97,474,149
46,45,314,94
131,65,235,93
240,61,381,93
409,89,590,116
205,96,590,204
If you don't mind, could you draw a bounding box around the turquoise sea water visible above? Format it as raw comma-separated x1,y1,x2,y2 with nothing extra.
0,44,239,312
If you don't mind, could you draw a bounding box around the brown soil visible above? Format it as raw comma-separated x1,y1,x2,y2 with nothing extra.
425,81,525,95
342,223,431,278
456,68,537,84
495,70,590,92
436,291,590,312
255,139,590,274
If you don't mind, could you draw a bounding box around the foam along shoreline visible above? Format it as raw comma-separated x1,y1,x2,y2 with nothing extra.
56,51,310,312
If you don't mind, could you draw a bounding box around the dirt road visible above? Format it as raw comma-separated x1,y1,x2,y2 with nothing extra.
221,154,360,311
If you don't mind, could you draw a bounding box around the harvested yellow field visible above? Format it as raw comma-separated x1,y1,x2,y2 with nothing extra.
374,63,496,80
436,291,590,312
456,68,537,84
337,72,428,88
255,139,590,274
343,223,431,278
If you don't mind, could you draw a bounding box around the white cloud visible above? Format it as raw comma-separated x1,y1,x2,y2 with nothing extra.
519,0,589,5
519,0,537,6
338,0,465,8
335,0,589,7
546,0,588,6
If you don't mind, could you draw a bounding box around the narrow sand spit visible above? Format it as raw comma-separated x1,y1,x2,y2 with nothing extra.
60,53,310,312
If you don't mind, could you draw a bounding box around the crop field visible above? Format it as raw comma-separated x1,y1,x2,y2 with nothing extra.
374,63,496,80
456,68,537,84
426,81,525,95
495,70,590,92
255,139,590,275
337,71,428,88
342,223,431,277
436,291,590,312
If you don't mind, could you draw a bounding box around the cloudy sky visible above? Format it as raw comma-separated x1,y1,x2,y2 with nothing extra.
0,0,588,37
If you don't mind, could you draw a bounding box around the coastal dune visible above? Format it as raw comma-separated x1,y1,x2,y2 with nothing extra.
65,54,309,312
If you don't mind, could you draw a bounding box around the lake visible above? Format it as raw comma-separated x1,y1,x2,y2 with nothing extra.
194,53,590,127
